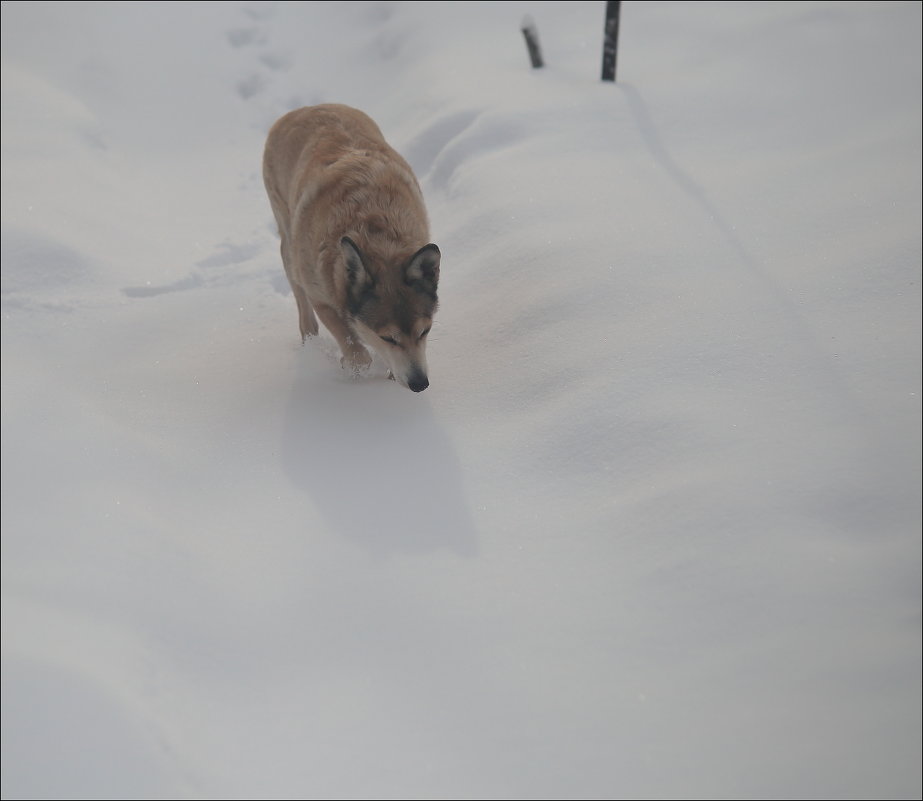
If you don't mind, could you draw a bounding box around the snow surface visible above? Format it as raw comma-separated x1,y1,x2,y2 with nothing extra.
1,1,921,798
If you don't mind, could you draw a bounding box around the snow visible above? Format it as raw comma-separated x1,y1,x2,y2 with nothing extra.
1,1,920,798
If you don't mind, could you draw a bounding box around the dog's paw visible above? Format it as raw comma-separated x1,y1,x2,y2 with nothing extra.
340,349,372,376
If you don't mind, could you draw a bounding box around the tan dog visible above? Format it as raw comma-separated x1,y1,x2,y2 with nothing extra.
263,104,440,392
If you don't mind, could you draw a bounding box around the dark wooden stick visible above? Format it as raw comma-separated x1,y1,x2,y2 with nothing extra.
521,15,544,69
601,1,621,81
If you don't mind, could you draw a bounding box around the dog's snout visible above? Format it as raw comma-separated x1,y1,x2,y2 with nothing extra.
408,375,429,393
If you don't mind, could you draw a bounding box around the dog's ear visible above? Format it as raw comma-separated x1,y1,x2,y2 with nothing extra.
405,244,440,297
341,236,374,301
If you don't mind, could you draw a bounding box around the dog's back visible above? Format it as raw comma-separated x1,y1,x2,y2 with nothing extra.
264,105,420,227
263,104,440,392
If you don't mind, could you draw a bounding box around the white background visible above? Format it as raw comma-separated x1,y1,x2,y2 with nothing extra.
2,2,920,798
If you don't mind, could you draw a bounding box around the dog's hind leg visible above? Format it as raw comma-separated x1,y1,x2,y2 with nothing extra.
292,282,319,341
279,235,319,341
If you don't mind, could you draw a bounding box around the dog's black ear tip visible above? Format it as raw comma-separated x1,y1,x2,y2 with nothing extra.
415,243,441,264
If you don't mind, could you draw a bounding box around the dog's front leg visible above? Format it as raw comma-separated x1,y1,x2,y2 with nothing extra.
314,303,372,374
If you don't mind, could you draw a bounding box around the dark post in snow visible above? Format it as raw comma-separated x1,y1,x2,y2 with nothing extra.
521,15,544,69
601,1,621,81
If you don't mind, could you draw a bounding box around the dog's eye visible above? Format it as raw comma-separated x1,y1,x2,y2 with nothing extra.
380,335,398,345
419,328,430,340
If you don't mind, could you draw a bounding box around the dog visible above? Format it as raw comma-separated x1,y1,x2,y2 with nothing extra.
263,104,440,392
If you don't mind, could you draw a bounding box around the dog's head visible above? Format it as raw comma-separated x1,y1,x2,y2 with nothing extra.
341,236,440,392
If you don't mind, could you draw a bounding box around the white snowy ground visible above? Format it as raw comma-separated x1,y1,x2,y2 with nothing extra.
1,1,920,798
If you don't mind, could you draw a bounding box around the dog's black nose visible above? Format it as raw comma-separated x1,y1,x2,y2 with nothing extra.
408,376,429,392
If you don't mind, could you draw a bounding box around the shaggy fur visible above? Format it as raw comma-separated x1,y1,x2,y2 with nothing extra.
263,104,440,392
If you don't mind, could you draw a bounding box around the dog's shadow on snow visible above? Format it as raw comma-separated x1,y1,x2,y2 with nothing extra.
281,360,477,558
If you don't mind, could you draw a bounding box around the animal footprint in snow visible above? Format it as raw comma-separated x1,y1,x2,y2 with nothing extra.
259,50,292,72
236,73,267,100
227,27,262,47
